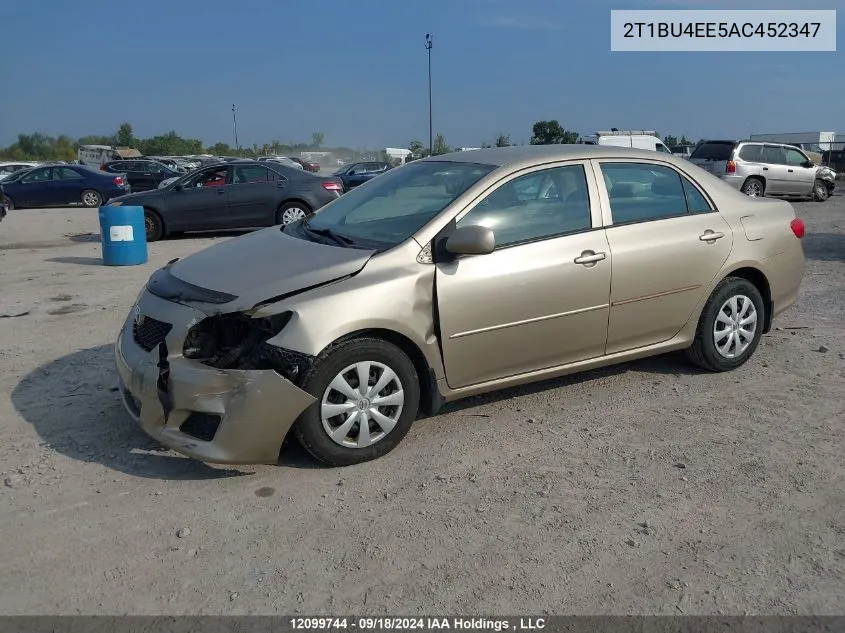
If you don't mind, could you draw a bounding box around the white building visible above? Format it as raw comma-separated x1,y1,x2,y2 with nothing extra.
385,147,412,163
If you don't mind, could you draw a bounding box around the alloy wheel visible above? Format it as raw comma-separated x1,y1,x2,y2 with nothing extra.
320,361,405,448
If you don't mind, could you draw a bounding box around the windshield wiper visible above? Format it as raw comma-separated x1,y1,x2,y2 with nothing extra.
302,221,356,247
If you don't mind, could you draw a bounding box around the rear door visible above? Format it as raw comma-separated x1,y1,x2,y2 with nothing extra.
165,165,231,231
594,160,733,354
689,141,736,175
782,146,815,196
228,164,286,227
131,161,158,192
760,145,789,194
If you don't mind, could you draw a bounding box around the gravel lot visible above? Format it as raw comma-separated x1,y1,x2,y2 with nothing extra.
0,196,843,615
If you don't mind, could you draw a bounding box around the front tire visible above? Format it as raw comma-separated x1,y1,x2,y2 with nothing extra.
276,202,311,226
293,338,420,466
3,195,14,210
686,277,765,372
740,178,764,198
813,179,829,202
81,189,102,207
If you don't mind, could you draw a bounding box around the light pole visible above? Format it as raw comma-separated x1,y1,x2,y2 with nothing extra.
425,33,433,156
232,104,239,150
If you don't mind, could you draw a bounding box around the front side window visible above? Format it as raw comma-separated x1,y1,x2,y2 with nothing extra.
601,163,688,224
784,148,809,166
21,168,52,183
295,160,496,249
456,164,592,248
185,167,228,188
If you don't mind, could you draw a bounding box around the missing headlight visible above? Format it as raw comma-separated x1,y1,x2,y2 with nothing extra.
182,311,312,382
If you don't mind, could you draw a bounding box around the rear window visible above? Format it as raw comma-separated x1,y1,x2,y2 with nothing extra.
739,144,763,162
691,142,736,161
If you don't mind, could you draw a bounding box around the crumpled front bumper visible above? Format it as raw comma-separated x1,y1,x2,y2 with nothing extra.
115,290,316,465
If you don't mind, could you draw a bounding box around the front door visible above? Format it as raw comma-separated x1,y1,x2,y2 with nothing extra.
228,164,286,227
595,160,734,354
166,165,231,231
16,167,56,206
782,146,816,197
435,162,612,389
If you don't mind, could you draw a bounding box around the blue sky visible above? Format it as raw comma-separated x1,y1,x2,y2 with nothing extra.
1,0,842,149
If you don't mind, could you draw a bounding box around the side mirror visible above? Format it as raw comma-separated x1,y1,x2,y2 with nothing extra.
172,182,183,191
803,160,816,169
445,225,495,256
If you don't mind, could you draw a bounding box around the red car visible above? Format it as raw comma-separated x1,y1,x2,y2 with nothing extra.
290,157,320,172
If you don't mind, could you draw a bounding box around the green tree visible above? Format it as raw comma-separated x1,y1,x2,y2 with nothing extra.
311,131,324,149
530,120,579,145
495,133,510,147
408,140,424,156
432,133,451,156
115,122,135,147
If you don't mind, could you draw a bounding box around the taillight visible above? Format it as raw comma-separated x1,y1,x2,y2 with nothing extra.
790,218,805,239
114,176,125,186
322,181,342,192
726,160,736,174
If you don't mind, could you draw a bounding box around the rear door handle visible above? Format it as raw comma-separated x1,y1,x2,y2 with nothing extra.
788,169,794,173
762,167,768,171
699,230,725,241
574,250,606,265
216,188,226,194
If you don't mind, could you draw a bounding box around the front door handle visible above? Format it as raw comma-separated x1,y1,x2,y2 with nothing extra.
216,188,226,194
788,169,794,173
762,167,769,171
699,230,725,241
574,250,606,265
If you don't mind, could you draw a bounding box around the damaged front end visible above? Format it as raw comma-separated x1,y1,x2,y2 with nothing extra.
115,282,317,465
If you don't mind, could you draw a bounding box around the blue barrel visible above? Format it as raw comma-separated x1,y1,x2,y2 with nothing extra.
98,205,148,266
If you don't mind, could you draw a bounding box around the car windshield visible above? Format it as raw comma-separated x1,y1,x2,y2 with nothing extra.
291,160,496,249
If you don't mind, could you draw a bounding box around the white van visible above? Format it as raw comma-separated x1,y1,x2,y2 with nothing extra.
77,145,143,168
582,130,673,154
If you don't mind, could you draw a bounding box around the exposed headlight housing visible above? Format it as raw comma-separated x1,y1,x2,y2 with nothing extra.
182,311,312,383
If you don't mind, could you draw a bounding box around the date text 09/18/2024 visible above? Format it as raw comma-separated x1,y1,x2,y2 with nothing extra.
288,618,547,631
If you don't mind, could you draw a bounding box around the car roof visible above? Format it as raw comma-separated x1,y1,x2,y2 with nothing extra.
417,144,692,169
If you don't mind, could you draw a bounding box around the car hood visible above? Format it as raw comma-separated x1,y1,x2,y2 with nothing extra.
165,227,376,311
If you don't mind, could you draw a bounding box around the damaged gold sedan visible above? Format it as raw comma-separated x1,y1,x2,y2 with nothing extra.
116,145,805,466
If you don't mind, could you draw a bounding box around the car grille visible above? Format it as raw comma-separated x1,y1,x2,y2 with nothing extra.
133,316,172,352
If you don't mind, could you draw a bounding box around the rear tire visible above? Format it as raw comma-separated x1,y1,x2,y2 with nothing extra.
685,277,765,372
144,209,164,242
81,189,102,207
276,202,311,226
740,178,764,198
293,337,420,466
3,195,14,211
813,179,829,202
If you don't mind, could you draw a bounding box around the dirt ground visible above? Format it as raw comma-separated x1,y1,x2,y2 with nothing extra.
0,196,843,616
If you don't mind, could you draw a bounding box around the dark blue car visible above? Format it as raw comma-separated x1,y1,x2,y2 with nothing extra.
0,164,130,210
333,161,391,191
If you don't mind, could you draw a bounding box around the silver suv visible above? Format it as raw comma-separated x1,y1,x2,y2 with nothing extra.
690,140,817,199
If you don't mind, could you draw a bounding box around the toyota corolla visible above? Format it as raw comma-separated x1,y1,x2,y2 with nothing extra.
115,145,805,467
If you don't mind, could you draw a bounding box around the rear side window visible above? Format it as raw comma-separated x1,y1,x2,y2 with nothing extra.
602,163,688,223
738,144,763,162
682,178,711,213
690,142,736,161
761,146,785,164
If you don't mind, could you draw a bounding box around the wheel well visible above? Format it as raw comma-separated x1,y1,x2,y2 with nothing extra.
279,198,312,211
332,328,443,416
743,175,765,190
727,267,773,332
